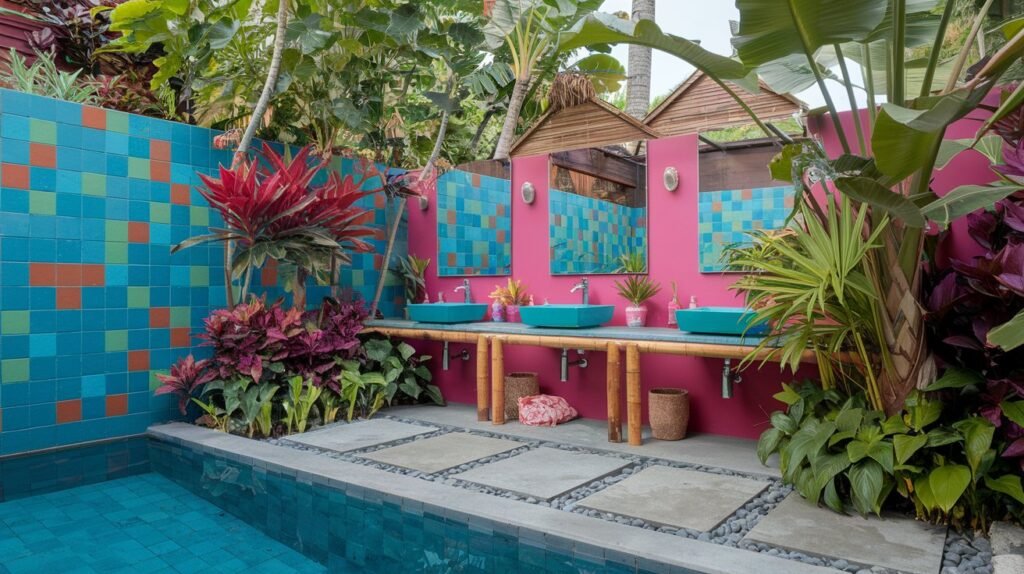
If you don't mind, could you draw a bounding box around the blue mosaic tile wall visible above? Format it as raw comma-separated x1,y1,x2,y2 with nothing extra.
697,186,795,273
0,89,404,456
549,189,647,275
436,169,511,276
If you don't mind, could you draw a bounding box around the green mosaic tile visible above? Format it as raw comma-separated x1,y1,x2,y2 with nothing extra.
28,190,56,215
2,358,29,383
127,286,150,308
128,157,150,180
190,267,209,287
105,330,128,352
105,242,128,264
189,206,209,226
82,173,106,196
1,310,30,335
170,307,190,328
106,110,129,133
150,203,170,224
149,370,166,391
29,118,57,145
106,220,128,242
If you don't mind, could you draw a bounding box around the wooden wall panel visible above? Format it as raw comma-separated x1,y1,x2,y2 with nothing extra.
698,145,782,192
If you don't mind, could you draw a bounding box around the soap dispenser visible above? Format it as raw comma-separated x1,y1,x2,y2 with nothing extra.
689,295,698,309
667,281,680,326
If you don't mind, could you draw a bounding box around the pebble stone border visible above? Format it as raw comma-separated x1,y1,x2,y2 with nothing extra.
269,416,993,574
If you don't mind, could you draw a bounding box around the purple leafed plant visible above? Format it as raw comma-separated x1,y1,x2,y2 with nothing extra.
154,354,216,415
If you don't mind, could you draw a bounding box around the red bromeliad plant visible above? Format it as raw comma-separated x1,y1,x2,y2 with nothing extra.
173,143,377,309
153,354,216,415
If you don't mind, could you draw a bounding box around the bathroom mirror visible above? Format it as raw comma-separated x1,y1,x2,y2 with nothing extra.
436,159,512,277
548,145,648,275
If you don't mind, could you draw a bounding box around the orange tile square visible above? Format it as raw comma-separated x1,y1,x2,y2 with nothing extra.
127,350,150,371
151,161,170,183
150,140,170,162
171,184,191,205
29,263,56,286
128,222,149,243
106,394,128,417
81,264,105,286
56,287,81,309
150,307,170,328
2,163,30,189
30,143,56,168
81,106,106,130
56,264,81,286
170,328,191,348
56,400,82,424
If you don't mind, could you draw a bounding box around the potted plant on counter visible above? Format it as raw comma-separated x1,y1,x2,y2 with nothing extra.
490,278,530,322
395,255,430,307
615,275,660,327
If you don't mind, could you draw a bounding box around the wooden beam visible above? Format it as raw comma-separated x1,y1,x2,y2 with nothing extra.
626,344,642,446
606,342,621,443
550,148,640,188
491,338,505,425
476,335,489,422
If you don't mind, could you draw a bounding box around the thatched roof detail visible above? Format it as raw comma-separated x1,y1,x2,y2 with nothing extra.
510,97,663,158
644,70,807,137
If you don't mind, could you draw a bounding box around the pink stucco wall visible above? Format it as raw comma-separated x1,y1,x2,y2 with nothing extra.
405,112,998,440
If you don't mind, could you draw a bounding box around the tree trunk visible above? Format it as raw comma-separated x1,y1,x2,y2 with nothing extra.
233,0,290,166
492,77,531,160
625,0,655,119
469,107,496,157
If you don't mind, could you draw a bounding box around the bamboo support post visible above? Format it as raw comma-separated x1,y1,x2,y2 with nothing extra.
491,338,505,425
606,342,622,443
626,343,642,446
476,335,489,422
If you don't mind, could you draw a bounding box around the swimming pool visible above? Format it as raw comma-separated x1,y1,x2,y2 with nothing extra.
0,437,656,573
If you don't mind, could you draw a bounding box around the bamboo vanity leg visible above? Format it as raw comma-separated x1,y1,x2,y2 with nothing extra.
606,342,622,443
626,343,642,446
491,338,505,425
476,335,489,422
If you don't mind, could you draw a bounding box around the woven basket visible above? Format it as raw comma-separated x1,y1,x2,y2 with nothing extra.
649,388,690,441
504,372,539,420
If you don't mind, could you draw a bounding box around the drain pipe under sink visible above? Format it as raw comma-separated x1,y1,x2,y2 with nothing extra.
442,341,470,370
560,349,588,381
721,358,742,398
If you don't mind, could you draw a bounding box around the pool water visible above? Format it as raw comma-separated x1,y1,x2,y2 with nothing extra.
0,473,325,574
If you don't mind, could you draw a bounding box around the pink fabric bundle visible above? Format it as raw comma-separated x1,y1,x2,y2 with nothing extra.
518,395,578,426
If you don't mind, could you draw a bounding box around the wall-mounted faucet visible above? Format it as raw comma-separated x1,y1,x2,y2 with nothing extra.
453,279,471,303
560,349,588,382
442,341,470,370
570,277,589,305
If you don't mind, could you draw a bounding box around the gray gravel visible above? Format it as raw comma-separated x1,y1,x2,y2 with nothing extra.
265,414,994,574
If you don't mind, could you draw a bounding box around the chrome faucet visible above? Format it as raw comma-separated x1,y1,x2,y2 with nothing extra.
570,277,589,305
453,279,471,303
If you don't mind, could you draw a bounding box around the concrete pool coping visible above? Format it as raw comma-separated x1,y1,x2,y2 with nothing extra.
148,423,838,574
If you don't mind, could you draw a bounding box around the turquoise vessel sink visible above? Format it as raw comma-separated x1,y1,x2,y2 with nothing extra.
519,305,615,328
676,307,770,336
407,303,488,324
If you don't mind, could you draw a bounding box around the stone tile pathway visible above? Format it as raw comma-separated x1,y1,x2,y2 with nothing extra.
282,419,435,453
359,432,522,473
746,493,947,574
577,465,769,532
451,447,628,500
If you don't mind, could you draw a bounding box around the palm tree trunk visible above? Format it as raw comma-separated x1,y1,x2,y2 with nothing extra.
493,77,531,160
625,0,655,119
469,107,496,156
233,0,289,166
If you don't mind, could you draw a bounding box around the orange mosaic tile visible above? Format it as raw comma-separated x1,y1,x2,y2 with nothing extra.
2,163,30,189
82,264,105,286
105,394,128,417
171,184,191,205
81,106,106,130
29,143,56,168
56,287,82,310
150,140,170,162
56,264,81,286
151,161,170,182
127,350,149,372
149,307,170,328
29,263,57,286
56,399,82,424
170,328,191,348
128,222,149,243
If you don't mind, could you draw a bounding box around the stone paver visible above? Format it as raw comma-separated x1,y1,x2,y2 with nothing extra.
577,465,767,532
282,419,436,453
992,521,1024,556
450,447,629,500
745,493,946,574
360,432,522,473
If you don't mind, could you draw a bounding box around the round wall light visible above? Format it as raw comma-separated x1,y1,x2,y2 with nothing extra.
521,181,536,204
663,167,679,192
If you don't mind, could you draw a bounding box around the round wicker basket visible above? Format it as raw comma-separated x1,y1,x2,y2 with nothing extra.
649,388,690,441
504,372,539,421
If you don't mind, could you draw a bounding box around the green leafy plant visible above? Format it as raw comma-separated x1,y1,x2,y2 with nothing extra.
362,337,442,406
318,391,343,426
0,49,98,103
616,252,647,274
613,275,661,306
394,254,431,304
760,382,1024,529
338,366,388,422
282,376,322,434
